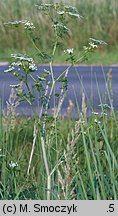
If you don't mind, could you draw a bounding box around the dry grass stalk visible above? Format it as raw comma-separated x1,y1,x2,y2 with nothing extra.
82,91,87,120
67,99,74,117
3,87,20,130
55,69,69,119
27,123,37,175
58,119,80,199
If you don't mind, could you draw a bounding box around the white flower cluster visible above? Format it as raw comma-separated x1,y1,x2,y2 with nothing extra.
83,38,106,52
57,11,81,19
4,66,15,73
9,161,18,168
52,23,69,32
89,42,98,49
24,21,35,30
94,119,101,124
83,42,98,52
57,11,65,15
35,3,52,11
4,20,35,30
11,62,22,66
10,83,22,88
89,38,107,45
11,54,33,62
29,63,37,71
64,48,74,54
5,54,37,72
4,20,26,25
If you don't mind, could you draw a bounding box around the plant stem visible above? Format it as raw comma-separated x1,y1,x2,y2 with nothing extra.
27,123,37,175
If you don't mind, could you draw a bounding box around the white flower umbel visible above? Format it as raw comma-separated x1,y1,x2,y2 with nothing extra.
64,48,74,55
57,11,65,15
24,21,35,30
4,66,15,73
94,119,101,124
29,63,37,71
11,54,33,63
4,20,35,30
9,161,18,169
89,42,98,49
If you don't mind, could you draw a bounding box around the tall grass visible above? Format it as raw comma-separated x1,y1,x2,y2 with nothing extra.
0,69,118,200
0,0,118,200
0,0,118,62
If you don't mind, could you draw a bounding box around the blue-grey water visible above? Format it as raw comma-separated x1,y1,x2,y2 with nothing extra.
0,65,118,118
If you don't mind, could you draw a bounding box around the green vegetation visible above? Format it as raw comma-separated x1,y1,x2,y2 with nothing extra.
1,99,118,199
0,1,118,200
0,0,118,64
1,47,118,65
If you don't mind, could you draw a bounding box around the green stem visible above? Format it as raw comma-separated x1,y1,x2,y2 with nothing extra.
28,33,44,58
56,64,72,82
52,34,58,61
25,74,30,93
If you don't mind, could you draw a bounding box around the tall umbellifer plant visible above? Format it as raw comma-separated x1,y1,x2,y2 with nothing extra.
4,3,106,199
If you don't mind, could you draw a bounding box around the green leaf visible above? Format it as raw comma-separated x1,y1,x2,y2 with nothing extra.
58,77,67,83
55,93,60,97
37,52,52,63
44,69,51,75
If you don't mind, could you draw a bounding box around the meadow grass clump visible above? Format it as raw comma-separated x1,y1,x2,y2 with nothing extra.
0,108,118,199
0,1,118,200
